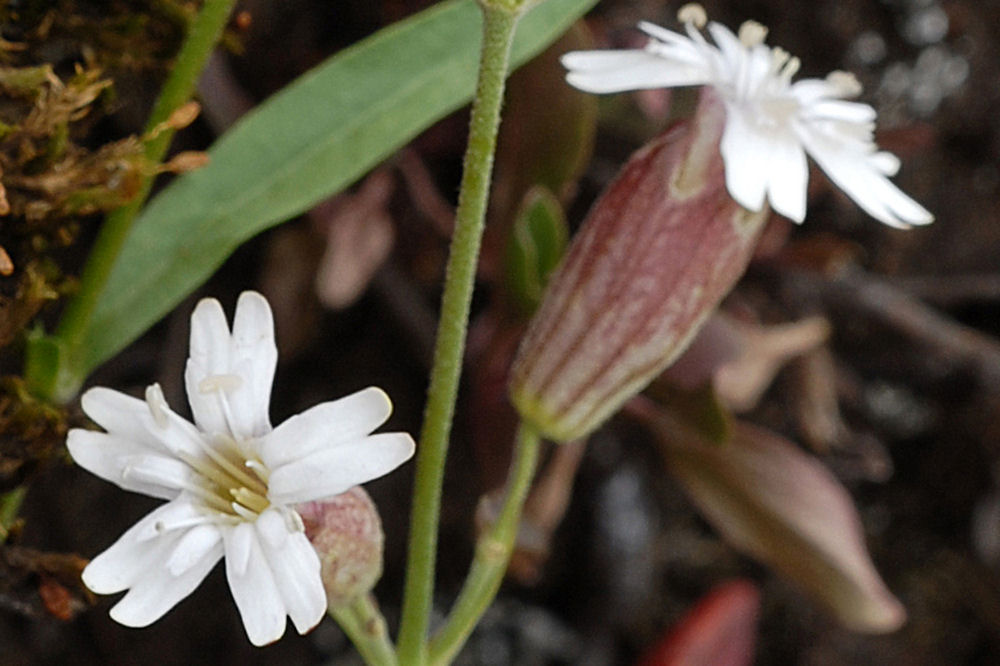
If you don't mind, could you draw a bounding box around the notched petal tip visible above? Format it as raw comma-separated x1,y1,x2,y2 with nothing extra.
233,291,275,344
191,297,228,331
189,297,231,363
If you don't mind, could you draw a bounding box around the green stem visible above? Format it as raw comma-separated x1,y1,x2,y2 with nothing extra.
0,486,28,542
396,5,522,664
27,0,236,402
330,595,398,666
428,422,542,665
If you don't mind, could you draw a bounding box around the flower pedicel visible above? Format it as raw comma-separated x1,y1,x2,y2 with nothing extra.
68,291,415,645
510,6,933,443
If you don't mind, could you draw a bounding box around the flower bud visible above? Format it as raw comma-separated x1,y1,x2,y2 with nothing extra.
509,89,769,442
297,486,384,609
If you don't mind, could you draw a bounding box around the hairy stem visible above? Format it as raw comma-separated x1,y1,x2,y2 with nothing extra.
396,5,522,664
428,422,542,665
330,595,398,666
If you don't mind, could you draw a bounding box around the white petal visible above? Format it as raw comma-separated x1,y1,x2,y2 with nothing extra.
79,388,204,457
637,21,687,45
268,432,415,505
706,21,744,70
799,130,934,228
256,508,326,634
225,523,287,646
230,291,277,436
67,430,186,500
186,298,233,435
870,151,901,176
121,454,198,497
562,50,709,93
109,532,222,628
82,500,211,594
189,297,232,375
765,132,810,223
186,293,277,440
259,387,393,469
789,77,841,104
228,519,254,576
805,99,877,124
80,388,160,447
165,523,223,576
719,108,769,212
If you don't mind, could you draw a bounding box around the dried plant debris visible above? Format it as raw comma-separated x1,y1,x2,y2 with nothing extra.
0,544,90,621
0,3,203,366
0,62,143,363
0,377,67,491
0,64,148,222
0,1,189,74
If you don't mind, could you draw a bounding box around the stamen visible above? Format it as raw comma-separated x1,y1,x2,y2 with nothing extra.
782,56,801,80
151,514,212,536
145,384,170,429
231,487,270,514
738,20,768,47
827,70,863,97
231,502,259,521
245,459,270,482
198,374,246,440
198,374,244,393
206,436,268,495
177,447,268,505
285,509,305,533
771,47,788,69
677,3,707,28
125,460,233,514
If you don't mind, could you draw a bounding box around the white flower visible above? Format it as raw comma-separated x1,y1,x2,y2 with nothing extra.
67,291,415,646
560,6,933,228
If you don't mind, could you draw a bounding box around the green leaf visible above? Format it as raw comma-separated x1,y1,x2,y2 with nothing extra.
73,0,597,385
504,185,568,314
646,380,732,446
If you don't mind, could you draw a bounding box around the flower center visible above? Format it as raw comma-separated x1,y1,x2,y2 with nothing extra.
177,434,272,521
144,380,273,523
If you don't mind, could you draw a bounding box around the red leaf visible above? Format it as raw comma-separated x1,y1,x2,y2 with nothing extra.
636,580,760,666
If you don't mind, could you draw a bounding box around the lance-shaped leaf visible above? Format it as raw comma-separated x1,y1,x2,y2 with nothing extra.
56,0,598,389
642,405,905,633
509,90,769,443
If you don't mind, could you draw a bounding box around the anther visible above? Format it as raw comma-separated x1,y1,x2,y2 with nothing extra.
145,383,170,429
285,509,305,533
827,70,863,97
738,20,768,47
783,56,801,79
677,3,707,28
198,374,244,394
